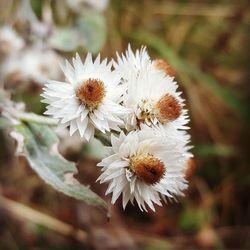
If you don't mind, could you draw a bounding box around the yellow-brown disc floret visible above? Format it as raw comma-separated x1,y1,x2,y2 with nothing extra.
76,78,106,110
130,155,166,185
153,59,176,77
154,94,181,123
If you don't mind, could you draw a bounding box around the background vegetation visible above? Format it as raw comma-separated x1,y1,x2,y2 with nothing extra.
0,0,250,249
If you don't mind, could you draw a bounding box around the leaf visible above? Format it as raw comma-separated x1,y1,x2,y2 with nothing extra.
49,13,106,53
10,130,25,155
76,13,106,53
48,28,81,52
12,121,107,210
83,138,106,160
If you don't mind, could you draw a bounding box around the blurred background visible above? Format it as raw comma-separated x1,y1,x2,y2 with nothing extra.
0,0,250,249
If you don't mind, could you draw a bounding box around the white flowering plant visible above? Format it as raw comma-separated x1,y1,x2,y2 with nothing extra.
1,44,192,213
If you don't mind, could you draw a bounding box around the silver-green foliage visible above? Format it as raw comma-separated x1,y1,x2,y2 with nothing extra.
13,121,107,210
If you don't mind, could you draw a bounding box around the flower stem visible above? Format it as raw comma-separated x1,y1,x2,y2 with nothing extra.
16,112,58,126
3,106,58,126
94,131,111,146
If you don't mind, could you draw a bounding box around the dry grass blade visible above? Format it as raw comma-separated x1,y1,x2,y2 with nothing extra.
0,194,88,242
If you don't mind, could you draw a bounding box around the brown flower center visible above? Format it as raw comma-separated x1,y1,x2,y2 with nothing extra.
152,59,176,77
154,94,181,123
76,78,106,109
130,155,166,185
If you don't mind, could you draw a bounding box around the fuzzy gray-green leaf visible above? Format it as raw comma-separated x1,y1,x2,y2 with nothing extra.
13,122,107,210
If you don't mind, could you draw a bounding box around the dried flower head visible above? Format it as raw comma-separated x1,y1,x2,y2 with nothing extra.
114,45,189,131
42,53,127,141
152,59,176,77
122,66,188,130
97,127,190,211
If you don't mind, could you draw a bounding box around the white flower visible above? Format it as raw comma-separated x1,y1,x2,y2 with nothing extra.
122,65,189,131
0,26,24,56
21,48,62,84
41,53,127,141
97,126,190,211
26,48,62,82
114,45,174,80
113,44,151,82
1,47,62,86
114,45,189,131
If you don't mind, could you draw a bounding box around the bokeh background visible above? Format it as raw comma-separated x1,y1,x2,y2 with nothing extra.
0,0,250,249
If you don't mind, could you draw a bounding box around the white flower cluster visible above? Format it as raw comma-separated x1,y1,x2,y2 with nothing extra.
42,45,192,212
0,26,24,56
0,26,62,87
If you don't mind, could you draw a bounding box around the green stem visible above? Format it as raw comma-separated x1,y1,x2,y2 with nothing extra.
4,107,58,126
94,131,111,146
17,112,58,126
